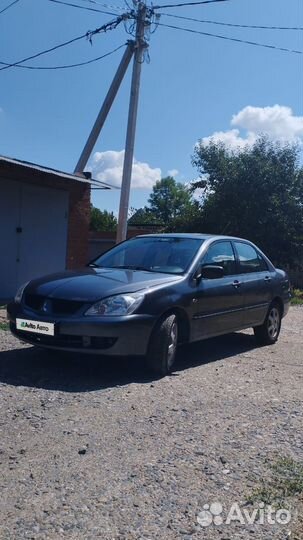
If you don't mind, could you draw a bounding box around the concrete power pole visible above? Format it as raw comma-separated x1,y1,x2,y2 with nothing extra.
74,42,135,174
116,2,148,243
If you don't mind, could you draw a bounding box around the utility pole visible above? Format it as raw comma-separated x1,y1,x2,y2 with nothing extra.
116,2,148,243
74,42,135,174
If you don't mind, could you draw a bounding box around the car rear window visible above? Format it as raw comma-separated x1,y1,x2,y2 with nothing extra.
234,242,268,273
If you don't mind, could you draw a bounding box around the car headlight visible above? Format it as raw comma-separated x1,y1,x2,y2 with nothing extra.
14,281,30,303
84,293,144,317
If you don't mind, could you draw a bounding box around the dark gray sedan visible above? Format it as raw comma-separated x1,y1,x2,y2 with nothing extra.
7,234,291,375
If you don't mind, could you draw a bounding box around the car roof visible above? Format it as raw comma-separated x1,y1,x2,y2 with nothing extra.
134,233,249,242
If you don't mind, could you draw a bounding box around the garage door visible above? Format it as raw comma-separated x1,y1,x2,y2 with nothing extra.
0,180,20,301
0,180,68,301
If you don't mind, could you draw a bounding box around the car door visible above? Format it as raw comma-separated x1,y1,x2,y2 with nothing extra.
233,241,273,327
190,240,245,341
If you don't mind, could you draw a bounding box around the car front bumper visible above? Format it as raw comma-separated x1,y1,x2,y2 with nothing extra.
7,302,156,356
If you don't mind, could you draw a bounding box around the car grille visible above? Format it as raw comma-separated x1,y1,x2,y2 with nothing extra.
24,294,84,315
11,324,117,350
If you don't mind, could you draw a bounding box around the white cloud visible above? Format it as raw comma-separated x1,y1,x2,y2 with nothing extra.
201,105,303,150
202,128,256,150
167,168,179,177
232,105,303,139
89,150,161,189
185,178,208,202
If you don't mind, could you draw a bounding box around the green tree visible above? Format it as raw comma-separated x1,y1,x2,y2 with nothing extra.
148,176,194,225
90,206,117,232
190,136,303,267
168,199,202,232
128,207,161,226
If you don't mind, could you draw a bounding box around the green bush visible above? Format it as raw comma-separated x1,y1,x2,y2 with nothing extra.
291,289,303,305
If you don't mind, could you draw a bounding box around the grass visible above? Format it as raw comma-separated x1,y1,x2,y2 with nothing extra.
0,305,8,330
0,304,8,330
248,456,303,506
0,321,8,331
291,289,303,306
248,457,303,537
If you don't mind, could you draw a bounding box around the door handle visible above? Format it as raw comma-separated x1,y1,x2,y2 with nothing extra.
264,276,272,283
232,280,241,289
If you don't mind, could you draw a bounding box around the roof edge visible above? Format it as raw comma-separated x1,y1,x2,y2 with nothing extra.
0,155,112,189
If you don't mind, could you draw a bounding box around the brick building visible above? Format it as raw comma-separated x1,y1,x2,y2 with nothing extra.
0,156,106,302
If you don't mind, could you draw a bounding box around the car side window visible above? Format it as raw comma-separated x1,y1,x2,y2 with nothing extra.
234,242,268,273
202,241,236,276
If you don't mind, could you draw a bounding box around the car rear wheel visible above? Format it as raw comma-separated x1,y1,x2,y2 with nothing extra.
147,314,178,376
254,302,281,345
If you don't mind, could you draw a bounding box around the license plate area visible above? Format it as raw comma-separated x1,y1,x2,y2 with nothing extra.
16,318,55,336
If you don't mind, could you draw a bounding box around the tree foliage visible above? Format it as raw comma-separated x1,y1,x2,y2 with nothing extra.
90,206,117,232
189,137,303,267
128,177,196,229
128,207,162,226
148,176,193,225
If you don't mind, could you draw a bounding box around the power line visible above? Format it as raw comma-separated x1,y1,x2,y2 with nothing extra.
76,0,124,8
0,16,125,71
161,13,303,31
0,43,126,69
0,34,86,72
158,22,303,54
154,0,229,10
48,0,120,16
76,0,125,10
0,0,20,15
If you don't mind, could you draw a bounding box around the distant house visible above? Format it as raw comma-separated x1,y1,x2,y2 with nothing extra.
0,155,109,302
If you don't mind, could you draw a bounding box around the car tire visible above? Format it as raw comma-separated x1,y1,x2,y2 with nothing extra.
254,302,282,345
147,314,178,376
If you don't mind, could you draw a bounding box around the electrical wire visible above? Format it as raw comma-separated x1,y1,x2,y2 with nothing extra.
123,0,134,9
0,16,125,71
0,43,126,69
0,33,86,72
158,22,303,54
154,0,229,10
161,13,303,31
0,0,20,15
76,0,124,9
48,0,120,16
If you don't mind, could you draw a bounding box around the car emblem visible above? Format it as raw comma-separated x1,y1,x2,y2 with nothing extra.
42,299,51,313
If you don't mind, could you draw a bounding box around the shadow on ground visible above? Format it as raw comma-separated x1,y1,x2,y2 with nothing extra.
0,331,259,392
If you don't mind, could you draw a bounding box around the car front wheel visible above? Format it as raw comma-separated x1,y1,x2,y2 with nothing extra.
147,314,178,376
254,302,281,345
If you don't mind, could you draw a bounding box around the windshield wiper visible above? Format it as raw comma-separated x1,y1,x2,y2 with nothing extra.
88,263,102,268
111,265,154,272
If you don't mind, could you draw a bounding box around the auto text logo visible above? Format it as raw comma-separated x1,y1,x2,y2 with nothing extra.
21,321,50,332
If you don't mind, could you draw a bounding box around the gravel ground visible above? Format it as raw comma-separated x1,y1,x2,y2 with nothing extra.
0,307,302,540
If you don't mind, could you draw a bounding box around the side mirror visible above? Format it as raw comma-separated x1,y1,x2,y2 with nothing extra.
195,264,224,281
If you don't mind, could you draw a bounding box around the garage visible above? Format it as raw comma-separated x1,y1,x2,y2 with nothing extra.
0,156,93,302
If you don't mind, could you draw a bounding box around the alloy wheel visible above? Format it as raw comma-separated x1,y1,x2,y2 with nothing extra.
167,320,178,369
267,307,280,339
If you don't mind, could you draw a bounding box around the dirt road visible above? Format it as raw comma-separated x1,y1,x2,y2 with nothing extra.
0,307,302,539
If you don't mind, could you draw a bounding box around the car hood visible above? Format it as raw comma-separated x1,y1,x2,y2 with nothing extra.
24,268,183,303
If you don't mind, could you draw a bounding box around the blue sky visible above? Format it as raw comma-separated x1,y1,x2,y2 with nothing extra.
1,0,302,214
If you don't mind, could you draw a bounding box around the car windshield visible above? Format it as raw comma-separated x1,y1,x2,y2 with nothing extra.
90,237,204,275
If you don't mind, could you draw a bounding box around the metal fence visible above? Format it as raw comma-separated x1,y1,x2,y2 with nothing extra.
287,268,303,290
